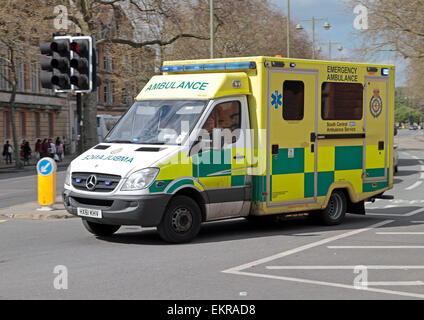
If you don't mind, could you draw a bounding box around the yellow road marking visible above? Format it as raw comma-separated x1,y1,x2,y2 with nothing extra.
0,220,7,223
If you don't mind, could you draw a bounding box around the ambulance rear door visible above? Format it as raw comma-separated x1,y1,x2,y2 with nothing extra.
363,76,389,189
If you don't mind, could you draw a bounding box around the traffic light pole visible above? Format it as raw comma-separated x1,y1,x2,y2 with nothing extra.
76,92,83,154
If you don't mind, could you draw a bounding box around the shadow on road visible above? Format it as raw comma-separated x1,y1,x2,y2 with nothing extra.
96,213,418,246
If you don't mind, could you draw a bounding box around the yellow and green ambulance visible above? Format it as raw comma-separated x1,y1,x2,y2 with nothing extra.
63,56,395,243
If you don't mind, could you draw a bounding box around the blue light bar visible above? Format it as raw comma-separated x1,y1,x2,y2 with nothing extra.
225,62,256,70
183,64,204,71
161,65,184,72
162,61,256,73
203,63,226,71
381,68,390,76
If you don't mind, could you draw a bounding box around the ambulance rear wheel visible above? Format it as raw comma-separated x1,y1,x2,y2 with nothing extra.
157,195,201,243
82,219,121,236
319,190,346,225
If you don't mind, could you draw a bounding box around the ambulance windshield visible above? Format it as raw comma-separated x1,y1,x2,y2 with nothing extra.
104,100,207,145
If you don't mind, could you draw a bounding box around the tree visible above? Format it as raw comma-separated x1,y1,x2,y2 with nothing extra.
346,0,424,60
40,0,314,152
43,0,213,150
0,1,51,169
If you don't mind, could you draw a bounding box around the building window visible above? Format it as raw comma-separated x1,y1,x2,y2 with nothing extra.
15,58,25,92
0,60,8,90
283,81,304,120
35,112,40,138
321,82,363,120
19,112,26,138
48,113,54,137
104,83,109,105
30,61,39,92
3,110,10,138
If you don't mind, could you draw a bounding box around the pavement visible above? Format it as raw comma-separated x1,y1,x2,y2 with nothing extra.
0,153,75,174
0,154,77,219
0,196,75,220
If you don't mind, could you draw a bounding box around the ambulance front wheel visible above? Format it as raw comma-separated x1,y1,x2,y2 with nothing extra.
319,190,347,226
157,195,202,243
82,219,121,236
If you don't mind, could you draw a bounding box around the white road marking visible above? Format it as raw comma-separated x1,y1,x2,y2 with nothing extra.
228,270,424,299
405,181,423,190
328,246,424,249
411,221,424,224
376,232,424,235
266,265,424,270
222,219,424,299
0,220,7,223
222,220,393,273
367,208,424,217
364,281,424,286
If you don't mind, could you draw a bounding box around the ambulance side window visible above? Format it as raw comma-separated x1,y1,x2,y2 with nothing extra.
203,101,241,132
283,81,304,120
321,82,363,120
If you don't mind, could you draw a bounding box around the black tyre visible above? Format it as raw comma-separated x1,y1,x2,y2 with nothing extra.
157,195,202,243
82,219,120,236
319,190,347,226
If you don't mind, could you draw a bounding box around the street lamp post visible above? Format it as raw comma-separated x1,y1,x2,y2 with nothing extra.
296,17,331,59
287,0,290,58
210,0,214,59
317,40,343,60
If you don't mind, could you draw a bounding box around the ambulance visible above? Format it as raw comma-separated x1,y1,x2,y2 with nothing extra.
63,56,395,243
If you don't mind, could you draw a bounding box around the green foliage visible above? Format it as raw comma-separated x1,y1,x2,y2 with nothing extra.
395,104,421,123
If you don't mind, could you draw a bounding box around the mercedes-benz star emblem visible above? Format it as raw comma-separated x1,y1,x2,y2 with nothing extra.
86,175,98,191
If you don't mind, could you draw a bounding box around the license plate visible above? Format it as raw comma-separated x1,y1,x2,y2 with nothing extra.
77,207,102,219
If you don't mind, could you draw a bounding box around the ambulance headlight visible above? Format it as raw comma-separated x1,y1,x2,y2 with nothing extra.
65,165,71,186
121,168,160,191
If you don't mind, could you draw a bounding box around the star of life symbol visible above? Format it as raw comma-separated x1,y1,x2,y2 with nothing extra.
370,88,383,118
271,90,282,109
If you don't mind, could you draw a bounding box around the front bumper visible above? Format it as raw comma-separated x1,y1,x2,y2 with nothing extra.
63,189,172,227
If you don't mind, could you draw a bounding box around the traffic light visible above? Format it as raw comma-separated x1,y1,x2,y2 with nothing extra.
70,36,94,92
40,35,99,93
40,36,71,91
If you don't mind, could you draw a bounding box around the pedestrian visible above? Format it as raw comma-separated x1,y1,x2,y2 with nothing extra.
62,136,67,155
2,140,13,164
41,139,49,158
23,141,31,165
20,140,26,162
35,139,41,160
55,137,63,162
48,138,56,160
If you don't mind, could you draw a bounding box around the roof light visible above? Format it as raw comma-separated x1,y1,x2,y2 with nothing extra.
161,65,184,72
367,67,378,73
161,61,256,73
381,68,390,76
290,62,296,68
183,64,204,71
203,63,226,71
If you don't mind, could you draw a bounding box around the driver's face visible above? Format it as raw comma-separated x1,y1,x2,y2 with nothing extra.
203,113,215,133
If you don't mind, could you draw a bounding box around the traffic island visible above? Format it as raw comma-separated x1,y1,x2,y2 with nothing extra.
0,198,76,220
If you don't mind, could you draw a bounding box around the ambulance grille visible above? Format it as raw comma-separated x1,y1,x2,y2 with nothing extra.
72,172,121,192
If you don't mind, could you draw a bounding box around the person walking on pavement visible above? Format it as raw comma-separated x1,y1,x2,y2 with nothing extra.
35,139,42,160
55,137,63,162
2,140,13,164
41,139,49,158
23,141,31,165
48,139,56,159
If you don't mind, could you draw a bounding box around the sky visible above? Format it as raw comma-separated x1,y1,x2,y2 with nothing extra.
270,0,406,86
